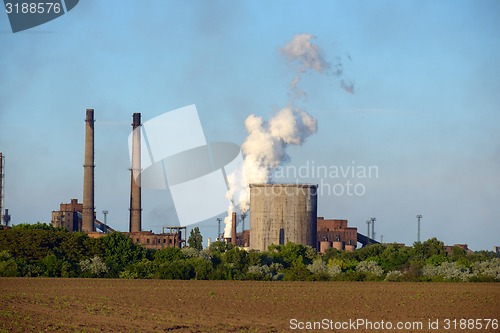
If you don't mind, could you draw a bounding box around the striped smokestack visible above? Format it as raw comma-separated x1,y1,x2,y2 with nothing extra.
82,109,95,232
231,212,237,245
129,113,142,232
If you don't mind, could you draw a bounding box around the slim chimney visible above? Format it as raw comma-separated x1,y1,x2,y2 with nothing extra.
82,109,95,232
231,212,237,245
0,152,3,226
129,113,142,232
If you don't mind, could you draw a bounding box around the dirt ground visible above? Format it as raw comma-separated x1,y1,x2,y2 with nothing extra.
1,278,499,332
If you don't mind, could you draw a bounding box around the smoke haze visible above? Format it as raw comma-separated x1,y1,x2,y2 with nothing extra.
223,33,335,238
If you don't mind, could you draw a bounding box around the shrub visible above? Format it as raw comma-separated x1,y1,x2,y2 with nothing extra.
181,247,200,258
283,266,312,281
468,275,497,282
426,254,450,266
119,270,138,279
154,247,185,263
269,262,284,274
307,258,328,275
422,262,473,281
334,270,366,281
189,257,213,280
327,258,357,271
79,256,110,277
246,263,284,281
22,264,42,277
307,258,342,277
0,250,11,261
247,265,272,280
356,260,383,276
327,262,342,276
0,259,19,277
472,258,500,279
385,270,403,282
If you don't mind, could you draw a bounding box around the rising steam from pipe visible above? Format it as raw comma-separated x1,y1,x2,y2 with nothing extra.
223,33,346,239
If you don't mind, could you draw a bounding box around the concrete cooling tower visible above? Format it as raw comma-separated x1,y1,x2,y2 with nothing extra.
249,184,318,252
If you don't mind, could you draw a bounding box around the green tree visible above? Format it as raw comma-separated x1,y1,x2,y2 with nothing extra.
11,222,66,232
413,238,447,259
426,254,450,266
451,246,468,261
223,247,248,271
100,232,147,272
267,242,314,268
154,247,185,264
187,227,203,250
208,240,234,254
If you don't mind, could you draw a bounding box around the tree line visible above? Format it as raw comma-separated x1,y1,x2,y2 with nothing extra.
0,223,498,282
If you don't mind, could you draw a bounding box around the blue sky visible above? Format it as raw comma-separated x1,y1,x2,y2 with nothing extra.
1,0,499,251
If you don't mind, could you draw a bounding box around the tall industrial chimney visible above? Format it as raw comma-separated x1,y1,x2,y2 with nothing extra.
0,152,4,226
82,109,95,232
129,113,142,233
231,212,237,245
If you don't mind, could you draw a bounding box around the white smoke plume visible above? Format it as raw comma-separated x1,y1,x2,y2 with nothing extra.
288,76,308,102
222,103,318,238
277,33,330,74
223,33,335,239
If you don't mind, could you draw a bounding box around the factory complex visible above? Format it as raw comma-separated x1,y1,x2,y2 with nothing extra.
44,109,382,252
2,109,495,255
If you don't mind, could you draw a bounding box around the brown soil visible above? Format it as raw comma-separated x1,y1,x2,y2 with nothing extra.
1,278,499,332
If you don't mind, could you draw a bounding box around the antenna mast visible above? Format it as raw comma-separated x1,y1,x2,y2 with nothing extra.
366,220,371,244
416,215,422,242
370,217,376,241
217,217,222,241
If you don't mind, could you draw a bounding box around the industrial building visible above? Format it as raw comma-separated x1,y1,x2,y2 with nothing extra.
231,214,363,253
51,110,185,249
317,217,357,253
444,244,473,256
51,197,186,249
48,108,383,254
249,183,318,252
52,199,114,233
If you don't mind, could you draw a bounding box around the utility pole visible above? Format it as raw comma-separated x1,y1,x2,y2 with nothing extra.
102,210,108,225
416,215,422,242
370,217,376,241
217,217,222,241
102,210,108,233
366,220,371,244
381,235,383,244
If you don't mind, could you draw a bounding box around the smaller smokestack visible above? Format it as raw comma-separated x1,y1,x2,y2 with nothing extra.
232,212,237,245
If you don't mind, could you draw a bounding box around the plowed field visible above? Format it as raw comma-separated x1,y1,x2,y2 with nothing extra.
1,278,499,332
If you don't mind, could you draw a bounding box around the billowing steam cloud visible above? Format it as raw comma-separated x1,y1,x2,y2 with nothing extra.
223,33,350,239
